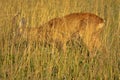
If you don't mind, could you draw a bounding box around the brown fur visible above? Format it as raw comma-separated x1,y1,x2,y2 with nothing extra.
18,13,104,54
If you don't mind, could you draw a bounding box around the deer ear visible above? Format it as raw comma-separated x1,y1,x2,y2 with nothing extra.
18,17,26,33
19,17,26,28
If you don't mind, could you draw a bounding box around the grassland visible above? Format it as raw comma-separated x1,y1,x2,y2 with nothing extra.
0,0,120,80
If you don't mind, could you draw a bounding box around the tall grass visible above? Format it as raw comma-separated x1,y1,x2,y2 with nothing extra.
0,0,119,80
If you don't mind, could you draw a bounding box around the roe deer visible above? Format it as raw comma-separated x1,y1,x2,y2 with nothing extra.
18,13,104,55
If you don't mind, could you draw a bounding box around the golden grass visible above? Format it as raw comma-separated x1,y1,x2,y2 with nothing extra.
0,0,119,80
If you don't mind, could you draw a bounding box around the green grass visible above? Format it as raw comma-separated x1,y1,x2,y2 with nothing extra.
0,0,120,80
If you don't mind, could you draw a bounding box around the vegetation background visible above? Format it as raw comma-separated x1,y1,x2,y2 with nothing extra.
0,0,119,80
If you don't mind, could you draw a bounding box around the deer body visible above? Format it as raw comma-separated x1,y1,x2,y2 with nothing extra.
18,13,104,53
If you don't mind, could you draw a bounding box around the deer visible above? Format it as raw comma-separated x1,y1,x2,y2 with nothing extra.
16,13,104,57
